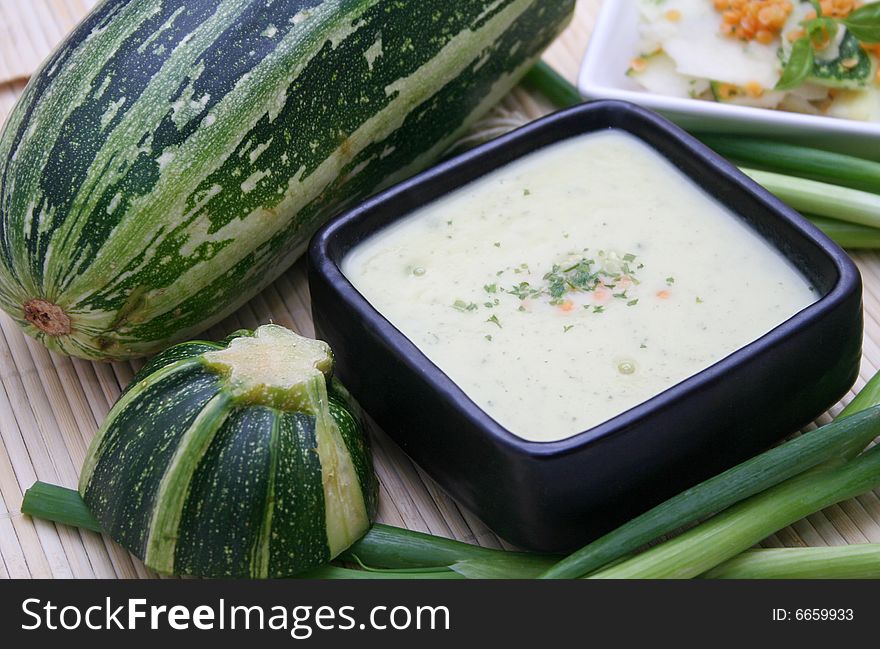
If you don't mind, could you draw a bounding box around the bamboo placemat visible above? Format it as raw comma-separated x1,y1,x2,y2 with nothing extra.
0,1,879,580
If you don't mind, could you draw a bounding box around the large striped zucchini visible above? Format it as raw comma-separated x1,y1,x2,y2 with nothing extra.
0,0,574,360
80,324,377,577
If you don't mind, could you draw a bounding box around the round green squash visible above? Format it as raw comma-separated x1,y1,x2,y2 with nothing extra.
79,324,377,577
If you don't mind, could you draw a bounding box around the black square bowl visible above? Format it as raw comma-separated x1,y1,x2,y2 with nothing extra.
308,101,863,553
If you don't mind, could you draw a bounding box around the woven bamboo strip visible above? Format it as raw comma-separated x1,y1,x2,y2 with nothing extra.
0,0,96,85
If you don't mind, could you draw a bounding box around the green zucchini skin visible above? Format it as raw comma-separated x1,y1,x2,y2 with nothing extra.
78,325,378,578
0,0,574,360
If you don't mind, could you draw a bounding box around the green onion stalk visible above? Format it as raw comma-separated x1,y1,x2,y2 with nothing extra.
538,374,880,578
805,216,880,249
741,168,880,230
588,445,880,579
540,373,880,579
704,544,880,579
521,61,583,111
20,483,555,579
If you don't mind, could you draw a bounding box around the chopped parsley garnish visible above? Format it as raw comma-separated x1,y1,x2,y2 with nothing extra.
508,281,541,300
485,334,493,342
593,306,605,314
484,283,497,294
452,300,478,312
498,251,647,312
487,314,502,328
627,299,639,307
563,325,574,333
666,276,675,285
493,242,501,248
696,296,704,304
523,189,531,196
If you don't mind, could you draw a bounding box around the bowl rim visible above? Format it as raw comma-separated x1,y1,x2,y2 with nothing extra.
577,0,880,138
309,100,861,459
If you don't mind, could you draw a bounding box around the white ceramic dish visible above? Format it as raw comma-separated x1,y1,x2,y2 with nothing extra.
578,1,880,161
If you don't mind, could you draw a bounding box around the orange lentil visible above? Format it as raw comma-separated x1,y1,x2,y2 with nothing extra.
559,300,575,313
819,0,862,19
755,29,775,45
717,83,741,100
745,81,765,98
665,9,682,22
714,0,793,42
657,290,671,300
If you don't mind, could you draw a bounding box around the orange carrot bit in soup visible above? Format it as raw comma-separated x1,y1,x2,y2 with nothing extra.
656,290,671,300
559,300,575,313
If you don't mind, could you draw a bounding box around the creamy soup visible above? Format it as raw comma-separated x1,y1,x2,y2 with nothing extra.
342,131,817,442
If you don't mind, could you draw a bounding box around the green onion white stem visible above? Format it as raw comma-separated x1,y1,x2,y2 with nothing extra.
703,544,880,579
741,168,880,230
805,215,880,249
589,445,880,578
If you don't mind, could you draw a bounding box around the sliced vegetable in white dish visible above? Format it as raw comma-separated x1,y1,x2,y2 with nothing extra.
828,85,880,120
637,0,781,87
710,81,787,107
628,52,711,98
630,0,880,121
